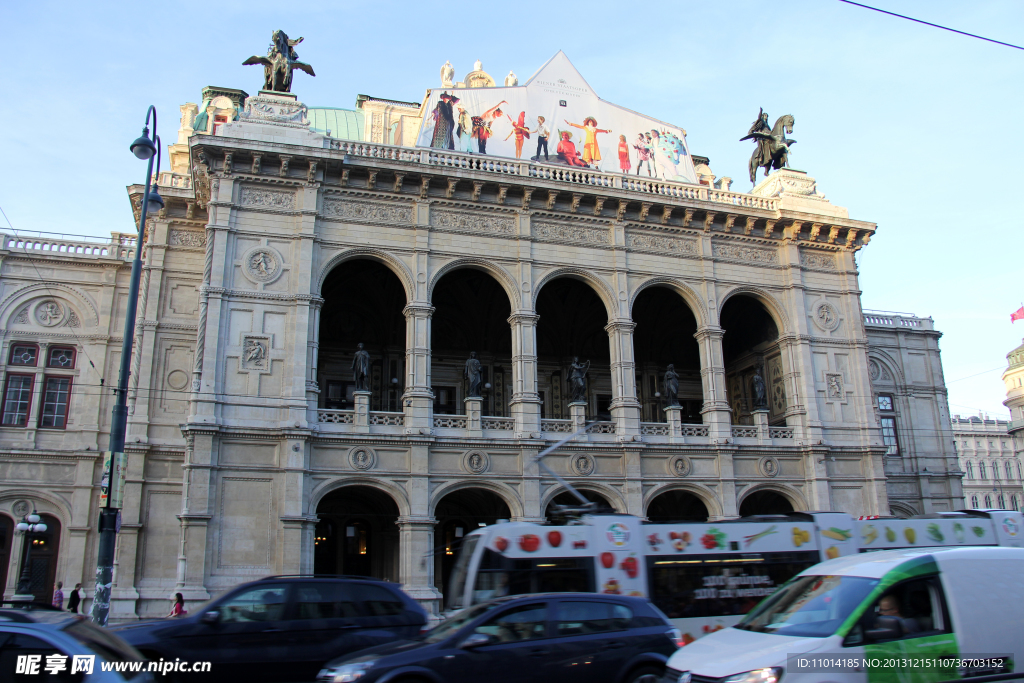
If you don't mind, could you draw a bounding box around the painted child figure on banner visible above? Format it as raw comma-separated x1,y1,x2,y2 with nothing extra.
471,100,508,154
565,117,611,168
633,133,652,176
617,135,631,173
532,116,550,161
557,131,588,167
504,111,531,159
456,106,474,153
651,129,689,181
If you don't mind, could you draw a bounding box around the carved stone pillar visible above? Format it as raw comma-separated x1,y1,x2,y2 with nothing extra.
306,297,324,424
403,303,435,433
569,401,588,442
664,405,682,442
353,391,371,433
398,516,442,614
509,312,541,438
695,326,732,440
605,319,641,439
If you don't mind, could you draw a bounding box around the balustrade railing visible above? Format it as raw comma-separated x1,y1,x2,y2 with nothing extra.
541,419,574,433
769,427,794,439
318,410,354,424
368,412,404,426
680,424,710,437
640,423,670,436
433,416,468,429
482,417,515,431
731,426,759,439
588,422,617,434
2,233,133,261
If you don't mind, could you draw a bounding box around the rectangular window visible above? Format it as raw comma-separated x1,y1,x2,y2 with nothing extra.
38,377,72,428
9,344,38,366
1,374,34,426
46,346,76,369
212,114,228,135
880,417,900,456
877,395,894,412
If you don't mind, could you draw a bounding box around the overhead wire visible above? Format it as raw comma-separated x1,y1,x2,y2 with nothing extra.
836,0,1024,51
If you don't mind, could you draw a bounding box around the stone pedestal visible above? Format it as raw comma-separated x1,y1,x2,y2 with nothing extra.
464,397,482,435
664,405,682,442
752,409,770,444
216,91,327,148
751,169,848,219
353,391,372,433
569,401,588,441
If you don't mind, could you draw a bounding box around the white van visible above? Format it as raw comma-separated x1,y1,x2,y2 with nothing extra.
662,546,1024,683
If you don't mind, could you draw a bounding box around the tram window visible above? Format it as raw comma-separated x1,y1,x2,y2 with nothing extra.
473,555,594,603
646,551,819,619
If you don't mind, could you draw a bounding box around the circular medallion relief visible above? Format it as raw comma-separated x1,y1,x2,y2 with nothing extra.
869,359,881,381
669,455,691,478
12,500,30,518
166,370,189,391
463,450,489,474
812,302,840,331
349,446,376,471
570,453,595,476
242,246,284,284
34,300,66,327
759,456,780,478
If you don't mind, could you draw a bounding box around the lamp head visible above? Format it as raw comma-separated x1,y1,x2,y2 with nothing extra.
146,186,165,214
130,130,157,160
15,522,28,532
33,523,47,533
26,513,40,524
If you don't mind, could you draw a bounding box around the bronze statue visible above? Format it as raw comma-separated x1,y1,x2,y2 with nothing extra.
243,30,316,93
752,367,767,409
352,343,371,391
740,110,796,184
568,357,590,403
663,364,680,406
465,352,482,398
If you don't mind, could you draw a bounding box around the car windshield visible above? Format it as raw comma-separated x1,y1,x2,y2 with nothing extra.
736,575,878,637
420,601,501,644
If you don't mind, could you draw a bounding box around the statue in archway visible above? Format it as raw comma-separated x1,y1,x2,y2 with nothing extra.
663,364,679,406
752,367,767,409
568,357,590,403
465,352,482,397
352,343,371,391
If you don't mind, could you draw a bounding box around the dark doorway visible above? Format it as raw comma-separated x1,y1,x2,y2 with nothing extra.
0,515,12,598
319,260,407,412
14,514,61,604
632,287,703,423
739,490,794,516
535,278,610,420
719,295,782,425
433,488,512,602
314,486,400,581
545,489,613,521
431,269,513,416
646,490,710,522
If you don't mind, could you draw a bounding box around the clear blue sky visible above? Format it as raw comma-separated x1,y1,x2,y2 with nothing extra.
2,0,1021,420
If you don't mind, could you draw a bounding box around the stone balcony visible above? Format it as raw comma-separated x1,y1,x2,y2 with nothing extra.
863,310,934,331
1,231,136,261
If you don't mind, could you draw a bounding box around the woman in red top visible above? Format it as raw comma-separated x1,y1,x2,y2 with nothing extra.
166,592,187,618
617,135,631,173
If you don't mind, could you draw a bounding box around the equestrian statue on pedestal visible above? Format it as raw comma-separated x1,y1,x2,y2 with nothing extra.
740,108,796,184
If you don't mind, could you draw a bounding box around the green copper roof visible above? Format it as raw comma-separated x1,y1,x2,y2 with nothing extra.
307,107,364,141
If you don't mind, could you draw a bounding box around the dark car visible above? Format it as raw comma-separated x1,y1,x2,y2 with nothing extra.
110,576,427,682
316,593,681,683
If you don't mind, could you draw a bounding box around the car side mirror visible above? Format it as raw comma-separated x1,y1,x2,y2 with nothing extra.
201,610,220,625
865,616,901,642
457,633,493,649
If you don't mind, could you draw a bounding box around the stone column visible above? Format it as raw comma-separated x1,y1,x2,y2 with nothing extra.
605,319,641,440
174,430,213,604
509,312,541,438
403,302,434,433
777,337,808,440
695,326,732,441
305,297,324,424
398,516,442,614
464,397,482,435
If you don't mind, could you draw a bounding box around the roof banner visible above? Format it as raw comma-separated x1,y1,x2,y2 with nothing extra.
416,52,698,184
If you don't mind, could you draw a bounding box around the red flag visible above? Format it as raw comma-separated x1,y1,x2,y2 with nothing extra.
1012,306,1024,323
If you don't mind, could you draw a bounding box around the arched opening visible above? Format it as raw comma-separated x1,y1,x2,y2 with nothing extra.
739,490,793,516
0,514,12,597
720,295,783,425
430,269,513,416
632,286,703,423
13,513,61,604
318,260,407,412
433,488,512,602
646,490,710,522
545,489,613,522
314,486,399,581
535,278,611,420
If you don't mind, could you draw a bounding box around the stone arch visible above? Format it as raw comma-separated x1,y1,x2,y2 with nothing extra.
888,501,918,518
867,351,905,388
0,283,100,329
316,248,415,302
540,482,626,514
629,277,708,328
736,483,807,513
0,489,73,595
307,477,411,517
427,258,521,310
716,285,790,334
428,480,523,519
642,483,723,519
534,267,618,320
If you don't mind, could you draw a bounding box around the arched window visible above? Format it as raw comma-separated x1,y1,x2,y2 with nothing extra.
1012,495,1020,511
1006,461,1014,480
1018,461,1022,480
984,495,992,508
970,495,979,508
979,463,987,480
965,462,974,479
997,494,1006,509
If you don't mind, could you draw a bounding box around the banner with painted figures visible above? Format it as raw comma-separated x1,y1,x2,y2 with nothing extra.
416,52,698,184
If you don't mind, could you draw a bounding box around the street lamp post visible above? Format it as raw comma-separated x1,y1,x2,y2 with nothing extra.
90,106,164,627
15,511,48,600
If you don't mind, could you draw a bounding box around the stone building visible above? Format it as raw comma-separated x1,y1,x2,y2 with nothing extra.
952,414,1022,512
0,54,964,618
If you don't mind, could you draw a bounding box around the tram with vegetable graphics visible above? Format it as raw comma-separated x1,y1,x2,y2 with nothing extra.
446,509,1022,644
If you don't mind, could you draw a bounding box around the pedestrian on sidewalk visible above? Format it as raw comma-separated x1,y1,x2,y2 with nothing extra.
67,583,82,613
52,582,64,609
166,593,187,618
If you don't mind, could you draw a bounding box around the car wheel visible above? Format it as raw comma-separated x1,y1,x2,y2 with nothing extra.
625,665,663,683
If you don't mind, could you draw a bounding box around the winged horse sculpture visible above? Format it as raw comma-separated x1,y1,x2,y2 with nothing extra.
243,30,315,93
